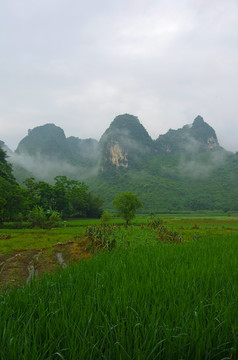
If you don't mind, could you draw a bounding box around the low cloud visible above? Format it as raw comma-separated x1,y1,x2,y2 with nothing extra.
1,0,238,152
10,152,100,183
177,149,227,178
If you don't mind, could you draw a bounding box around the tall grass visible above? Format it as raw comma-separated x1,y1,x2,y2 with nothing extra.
1,233,238,359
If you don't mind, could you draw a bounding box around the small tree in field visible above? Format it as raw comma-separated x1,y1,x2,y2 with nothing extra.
113,192,142,225
100,211,111,224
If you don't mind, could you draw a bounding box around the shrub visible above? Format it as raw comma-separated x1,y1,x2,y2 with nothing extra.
28,206,47,228
100,211,111,224
85,224,117,252
28,207,61,228
48,211,62,228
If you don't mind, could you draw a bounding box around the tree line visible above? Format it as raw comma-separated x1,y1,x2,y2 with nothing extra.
0,147,103,225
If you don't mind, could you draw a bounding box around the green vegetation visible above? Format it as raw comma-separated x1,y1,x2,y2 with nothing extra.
113,192,142,225
28,207,62,229
16,124,72,159
1,113,238,358
89,150,238,213
89,114,238,213
2,114,238,214
0,216,238,359
24,176,104,219
100,211,111,224
16,123,99,169
155,115,219,153
0,154,104,223
0,148,25,225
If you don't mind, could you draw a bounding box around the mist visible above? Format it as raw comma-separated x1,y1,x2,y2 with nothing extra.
177,147,228,178
10,151,100,183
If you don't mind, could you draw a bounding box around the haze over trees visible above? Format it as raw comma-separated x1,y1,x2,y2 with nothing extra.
1,113,238,214
0,147,104,224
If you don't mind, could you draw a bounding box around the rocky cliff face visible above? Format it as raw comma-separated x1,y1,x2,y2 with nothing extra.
99,114,221,173
108,142,128,168
99,114,154,171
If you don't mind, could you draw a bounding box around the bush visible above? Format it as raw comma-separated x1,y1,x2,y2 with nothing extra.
28,207,61,228
100,211,111,224
28,207,47,228
48,211,62,228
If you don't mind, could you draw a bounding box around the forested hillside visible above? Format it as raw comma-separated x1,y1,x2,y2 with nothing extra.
90,114,238,212
1,114,238,213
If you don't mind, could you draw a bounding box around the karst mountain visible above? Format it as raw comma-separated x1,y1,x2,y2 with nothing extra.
1,114,237,212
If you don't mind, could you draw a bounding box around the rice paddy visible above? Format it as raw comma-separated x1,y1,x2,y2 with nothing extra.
0,216,237,359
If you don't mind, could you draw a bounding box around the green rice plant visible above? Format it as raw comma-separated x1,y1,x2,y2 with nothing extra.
147,214,165,229
85,224,118,252
147,215,183,243
1,233,238,359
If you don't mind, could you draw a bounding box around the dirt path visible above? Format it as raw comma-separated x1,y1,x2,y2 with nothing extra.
0,239,91,290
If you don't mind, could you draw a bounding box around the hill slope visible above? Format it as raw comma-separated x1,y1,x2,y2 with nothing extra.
155,115,220,153
3,114,238,212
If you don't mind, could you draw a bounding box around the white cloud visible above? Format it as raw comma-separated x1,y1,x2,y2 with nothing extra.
0,0,237,151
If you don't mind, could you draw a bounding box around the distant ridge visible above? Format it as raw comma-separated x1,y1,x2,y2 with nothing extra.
1,114,237,212
155,115,220,154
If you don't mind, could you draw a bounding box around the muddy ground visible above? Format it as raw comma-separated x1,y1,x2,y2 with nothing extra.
0,239,91,290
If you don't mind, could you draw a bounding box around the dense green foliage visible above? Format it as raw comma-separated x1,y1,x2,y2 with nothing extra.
0,148,104,223
27,206,62,228
89,151,238,213
88,114,238,213
0,148,25,224
1,224,238,359
23,176,104,219
113,192,142,224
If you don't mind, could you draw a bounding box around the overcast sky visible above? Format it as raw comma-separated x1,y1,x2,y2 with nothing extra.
0,0,237,151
